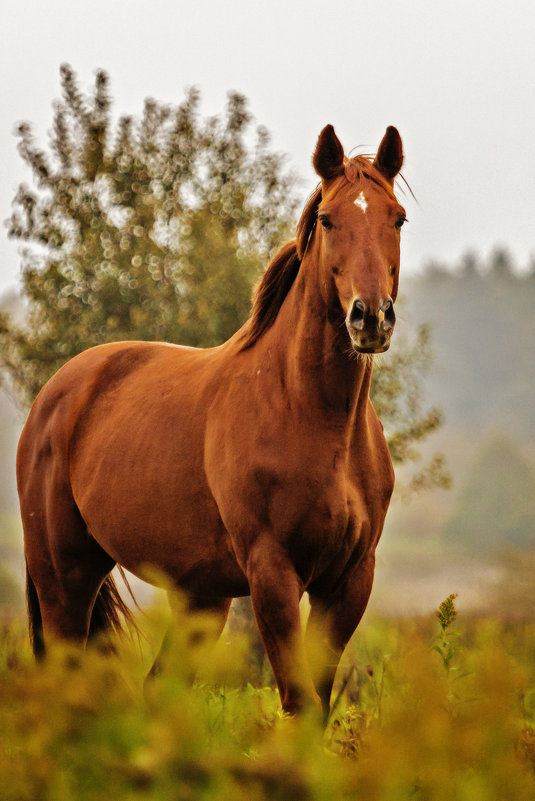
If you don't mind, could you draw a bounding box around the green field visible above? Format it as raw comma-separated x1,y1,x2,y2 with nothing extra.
1,596,535,801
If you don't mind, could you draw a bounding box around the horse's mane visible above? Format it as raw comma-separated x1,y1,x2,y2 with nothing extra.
239,155,395,351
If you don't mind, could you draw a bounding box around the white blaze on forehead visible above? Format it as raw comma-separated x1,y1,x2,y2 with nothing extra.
354,191,368,213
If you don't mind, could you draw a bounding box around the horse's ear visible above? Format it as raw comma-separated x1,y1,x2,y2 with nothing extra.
313,125,345,181
373,126,403,184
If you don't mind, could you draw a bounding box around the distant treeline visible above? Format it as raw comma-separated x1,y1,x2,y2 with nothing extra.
402,248,535,440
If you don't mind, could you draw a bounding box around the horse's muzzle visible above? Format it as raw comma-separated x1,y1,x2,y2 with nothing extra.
346,296,395,354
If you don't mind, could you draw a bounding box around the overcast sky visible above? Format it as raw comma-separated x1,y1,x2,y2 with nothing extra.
1,0,534,297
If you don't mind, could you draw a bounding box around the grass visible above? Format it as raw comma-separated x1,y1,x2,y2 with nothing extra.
1,597,535,800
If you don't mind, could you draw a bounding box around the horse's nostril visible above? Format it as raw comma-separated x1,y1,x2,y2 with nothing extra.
382,300,396,332
349,298,366,330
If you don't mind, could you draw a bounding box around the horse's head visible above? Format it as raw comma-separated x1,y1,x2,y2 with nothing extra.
310,124,405,354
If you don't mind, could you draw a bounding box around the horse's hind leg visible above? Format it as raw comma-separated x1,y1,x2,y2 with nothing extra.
22,474,115,652
147,593,232,681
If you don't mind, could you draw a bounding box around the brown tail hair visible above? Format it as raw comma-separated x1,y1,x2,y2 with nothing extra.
88,568,141,642
26,564,45,660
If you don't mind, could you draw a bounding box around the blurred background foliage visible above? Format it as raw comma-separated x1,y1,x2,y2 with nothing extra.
374,252,535,617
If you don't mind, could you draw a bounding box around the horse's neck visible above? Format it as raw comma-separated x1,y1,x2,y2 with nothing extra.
268,248,373,425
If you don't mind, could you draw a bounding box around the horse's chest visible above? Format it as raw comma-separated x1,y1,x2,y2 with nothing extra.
272,466,388,585
208,405,394,585
294,500,354,579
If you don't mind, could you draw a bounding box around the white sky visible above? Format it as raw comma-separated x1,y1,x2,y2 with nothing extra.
1,0,534,296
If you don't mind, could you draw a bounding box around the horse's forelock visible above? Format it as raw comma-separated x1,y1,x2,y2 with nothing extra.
344,155,398,199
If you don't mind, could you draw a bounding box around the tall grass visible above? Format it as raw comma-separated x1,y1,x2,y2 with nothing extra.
1,597,534,800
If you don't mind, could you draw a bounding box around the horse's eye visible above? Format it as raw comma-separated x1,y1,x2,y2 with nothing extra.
395,215,406,230
319,215,333,230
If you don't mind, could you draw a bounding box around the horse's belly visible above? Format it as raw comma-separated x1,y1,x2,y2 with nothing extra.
84,499,248,597
117,542,250,598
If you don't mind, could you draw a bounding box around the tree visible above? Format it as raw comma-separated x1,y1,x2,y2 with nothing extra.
1,65,297,402
1,65,447,492
458,249,481,279
489,246,514,279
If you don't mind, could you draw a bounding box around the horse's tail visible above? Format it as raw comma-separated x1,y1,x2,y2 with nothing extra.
88,567,141,644
27,563,140,657
26,564,45,661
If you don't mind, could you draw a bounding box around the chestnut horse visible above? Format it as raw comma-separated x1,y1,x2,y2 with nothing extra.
18,124,405,718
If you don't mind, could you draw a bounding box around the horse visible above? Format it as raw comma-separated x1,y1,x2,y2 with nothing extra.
18,123,406,719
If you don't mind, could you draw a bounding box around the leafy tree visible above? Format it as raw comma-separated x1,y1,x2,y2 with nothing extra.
1,65,447,492
1,65,297,402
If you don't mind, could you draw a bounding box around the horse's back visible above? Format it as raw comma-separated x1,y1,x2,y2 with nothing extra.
18,340,204,485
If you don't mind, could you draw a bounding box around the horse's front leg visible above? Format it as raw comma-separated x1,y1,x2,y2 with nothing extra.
306,553,375,724
246,534,320,715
